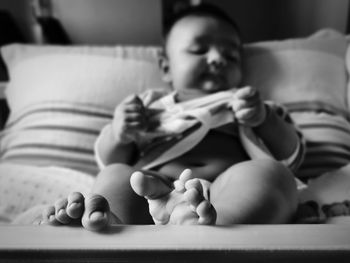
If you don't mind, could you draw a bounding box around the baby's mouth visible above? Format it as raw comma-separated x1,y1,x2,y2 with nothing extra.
204,69,226,80
201,73,228,92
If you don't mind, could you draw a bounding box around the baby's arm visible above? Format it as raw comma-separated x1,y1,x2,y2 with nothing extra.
232,86,302,162
95,94,147,166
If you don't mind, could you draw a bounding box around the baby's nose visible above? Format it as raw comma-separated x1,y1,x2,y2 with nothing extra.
207,49,227,68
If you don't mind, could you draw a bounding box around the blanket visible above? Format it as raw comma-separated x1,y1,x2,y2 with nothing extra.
0,163,94,223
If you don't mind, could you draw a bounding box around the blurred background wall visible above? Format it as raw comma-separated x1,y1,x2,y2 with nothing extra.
206,0,350,42
0,0,162,45
0,0,349,45
52,0,162,45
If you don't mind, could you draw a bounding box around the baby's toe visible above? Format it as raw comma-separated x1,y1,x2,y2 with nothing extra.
81,194,111,231
54,198,71,224
178,169,193,183
174,170,193,193
66,192,85,219
131,171,172,199
130,171,146,196
41,205,59,225
184,188,202,212
185,178,210,200
148,198,171,224
197,201,216,225
184,178,203,192
174,179,185,193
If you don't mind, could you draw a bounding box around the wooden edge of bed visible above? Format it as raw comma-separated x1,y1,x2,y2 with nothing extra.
0,224,350,262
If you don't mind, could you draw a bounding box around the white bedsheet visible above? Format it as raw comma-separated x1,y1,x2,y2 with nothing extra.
1,161,350,224
298,164,350,222
0,162,94,223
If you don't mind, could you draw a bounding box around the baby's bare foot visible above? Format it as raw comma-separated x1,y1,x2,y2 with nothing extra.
130,170,179,224
131,169,216,225
40,192,121,231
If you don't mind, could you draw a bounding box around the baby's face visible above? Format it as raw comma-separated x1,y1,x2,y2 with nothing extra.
163,15,242,102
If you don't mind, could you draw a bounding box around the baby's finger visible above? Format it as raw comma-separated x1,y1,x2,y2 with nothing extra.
123,94,142,104
231,99,244,113
123,95,144,110
235,107,255,119
124,103,144,113
234,86,257,100
125,121,145,129
231,96,260,112
125,112,143,121
235,107,265,127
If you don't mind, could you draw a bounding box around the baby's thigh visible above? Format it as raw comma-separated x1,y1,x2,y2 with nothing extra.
211,159,297,201
220,158,293,182
210,159,298,224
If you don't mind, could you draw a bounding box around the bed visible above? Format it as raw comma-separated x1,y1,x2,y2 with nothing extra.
1,1,350,262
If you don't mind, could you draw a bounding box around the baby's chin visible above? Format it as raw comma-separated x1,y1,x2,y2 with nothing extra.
201,81,231,93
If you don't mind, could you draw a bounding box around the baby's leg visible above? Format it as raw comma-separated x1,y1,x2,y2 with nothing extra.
131,169,216,225
210,159,297,224
89,163,153,225
38,163,154,230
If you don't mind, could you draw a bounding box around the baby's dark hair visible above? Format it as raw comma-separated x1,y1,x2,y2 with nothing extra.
163,3,241,45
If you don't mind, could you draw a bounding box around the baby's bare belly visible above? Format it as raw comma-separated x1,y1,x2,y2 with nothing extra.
155,131,249,182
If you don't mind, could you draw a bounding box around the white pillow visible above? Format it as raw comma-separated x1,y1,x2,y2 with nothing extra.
2,45,168,114
0,44,169,174
244,29,348,112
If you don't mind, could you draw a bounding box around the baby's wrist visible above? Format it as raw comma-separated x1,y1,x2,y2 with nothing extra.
254,103,269,127
109,123,134,145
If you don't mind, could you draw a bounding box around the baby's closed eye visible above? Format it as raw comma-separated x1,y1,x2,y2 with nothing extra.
187,44,208,55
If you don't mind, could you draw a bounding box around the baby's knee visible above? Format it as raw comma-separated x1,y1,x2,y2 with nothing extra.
261,159,298,208
234,159,297,206
251,159,295,185
249,159,298,221
256,159,296,192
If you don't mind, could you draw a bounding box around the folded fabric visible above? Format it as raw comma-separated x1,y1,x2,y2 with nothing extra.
95,89,304,173
136,90,241,169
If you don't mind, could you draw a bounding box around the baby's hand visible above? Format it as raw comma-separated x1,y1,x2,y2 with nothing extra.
231,86,266,127
112,94,147,144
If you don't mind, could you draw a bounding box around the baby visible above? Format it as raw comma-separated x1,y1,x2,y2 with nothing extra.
37,4,304,230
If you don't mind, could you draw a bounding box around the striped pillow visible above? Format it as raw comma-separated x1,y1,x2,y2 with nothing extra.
0,102,112,175
286,102,350,181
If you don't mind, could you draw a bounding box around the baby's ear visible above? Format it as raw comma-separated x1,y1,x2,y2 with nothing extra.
158,50,172,83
